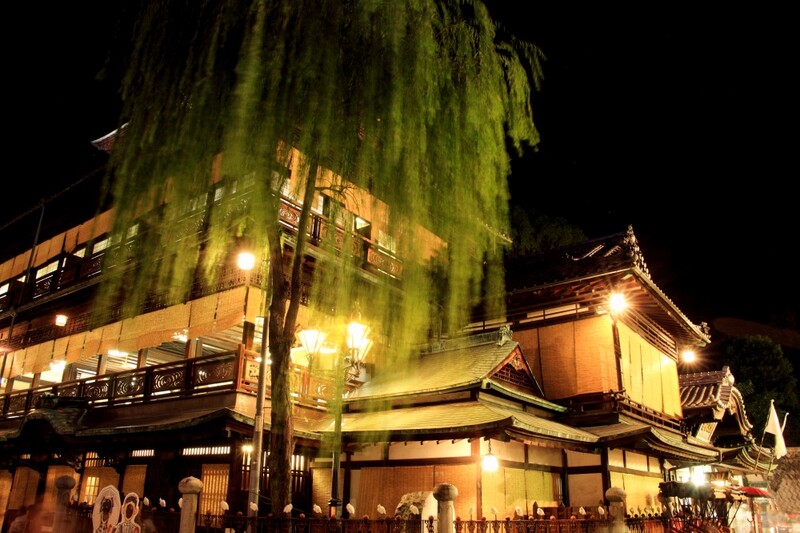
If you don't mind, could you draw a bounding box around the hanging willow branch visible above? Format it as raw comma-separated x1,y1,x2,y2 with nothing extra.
99,0,543,511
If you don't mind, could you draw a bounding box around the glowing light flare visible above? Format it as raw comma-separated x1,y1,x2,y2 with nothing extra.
296,329,327,358
55,314,68,327
691,467,708,486
237,252,256,271
346,321,372,363
681,350,697,364
609,292,627,314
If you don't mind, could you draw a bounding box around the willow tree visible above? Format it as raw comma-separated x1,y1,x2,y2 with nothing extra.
100,0,542,512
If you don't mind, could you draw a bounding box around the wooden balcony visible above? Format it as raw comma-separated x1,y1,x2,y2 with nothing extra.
0,347,335,420
0,195,402,355
561,391,685,432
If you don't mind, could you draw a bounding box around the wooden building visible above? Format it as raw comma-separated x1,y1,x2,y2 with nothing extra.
0,146,781,529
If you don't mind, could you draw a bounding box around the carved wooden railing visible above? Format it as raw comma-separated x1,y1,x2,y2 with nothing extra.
0,347,334,419
562,391,684,432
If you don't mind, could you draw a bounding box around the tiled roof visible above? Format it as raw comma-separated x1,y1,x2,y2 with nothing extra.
503,226,710,347
313,398,599,444
680,367,736,412
351,339,507,399
506,225,651,290
581,416,724,465
349,332,551,407
90,123,127,153
679,366,754,439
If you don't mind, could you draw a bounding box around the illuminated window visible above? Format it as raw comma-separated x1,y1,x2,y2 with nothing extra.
182,446,231,456
36,260,59,279
92,237,111,254
311,193,325,214
188,193,208,213
126,224,139,240
199,464,229,517
377,230,396,253
83,475,101,505
354,216,371,240
130,449,155,458
84,452,103,467
240,446,253,490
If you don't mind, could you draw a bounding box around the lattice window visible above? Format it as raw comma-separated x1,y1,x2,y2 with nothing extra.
82,474,101,505
183,446,230,456
200,464,230,517
494,362,535,390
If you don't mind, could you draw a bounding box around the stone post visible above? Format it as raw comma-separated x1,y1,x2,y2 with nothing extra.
179,476,203,533
54,476,76,532
605,487,627,533
433,483,458,533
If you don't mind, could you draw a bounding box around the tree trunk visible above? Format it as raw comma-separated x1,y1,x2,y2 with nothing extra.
268,159,318,513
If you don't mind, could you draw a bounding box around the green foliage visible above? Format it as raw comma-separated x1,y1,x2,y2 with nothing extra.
101,0,543,351
722,335,799,444
99,0,544,511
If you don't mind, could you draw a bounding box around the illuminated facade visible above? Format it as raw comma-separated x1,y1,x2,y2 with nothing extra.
0,151,775,530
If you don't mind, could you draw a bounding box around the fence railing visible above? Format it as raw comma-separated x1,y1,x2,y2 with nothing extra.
50,509,705,533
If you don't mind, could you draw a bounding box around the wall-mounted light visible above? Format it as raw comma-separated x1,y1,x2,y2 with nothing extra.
482,440,499,472
55,314,68,327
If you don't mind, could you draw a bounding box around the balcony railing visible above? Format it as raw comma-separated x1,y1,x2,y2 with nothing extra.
562,391,684,432
0,347,333,419
0,196,403,355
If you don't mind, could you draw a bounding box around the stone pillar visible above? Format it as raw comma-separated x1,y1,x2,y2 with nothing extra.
179,476,203,533
433,483,458,533
605,487,626,533
54,476,76,532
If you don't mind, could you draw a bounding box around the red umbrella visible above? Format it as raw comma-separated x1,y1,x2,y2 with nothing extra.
735,486,772,498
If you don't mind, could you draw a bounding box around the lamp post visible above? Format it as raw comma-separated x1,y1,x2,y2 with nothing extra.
297,316,372,518
238,252,269,527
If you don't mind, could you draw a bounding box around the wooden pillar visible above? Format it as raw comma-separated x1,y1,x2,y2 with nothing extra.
242,322,255,350
187,339,203,359
473,439,483,520
97,354,108,376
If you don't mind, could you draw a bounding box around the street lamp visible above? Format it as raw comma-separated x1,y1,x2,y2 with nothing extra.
296,314,372,518
238,252,269,526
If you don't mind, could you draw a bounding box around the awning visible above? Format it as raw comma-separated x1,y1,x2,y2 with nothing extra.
734,486,771,498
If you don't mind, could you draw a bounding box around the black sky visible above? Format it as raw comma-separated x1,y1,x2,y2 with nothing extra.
3,3,797,335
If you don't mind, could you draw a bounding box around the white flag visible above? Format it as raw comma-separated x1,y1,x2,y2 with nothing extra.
765,400,787,459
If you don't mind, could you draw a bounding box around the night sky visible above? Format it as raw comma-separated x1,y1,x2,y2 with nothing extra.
3,3,797,340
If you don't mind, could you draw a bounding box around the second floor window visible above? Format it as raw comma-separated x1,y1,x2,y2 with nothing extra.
36,260,59,280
